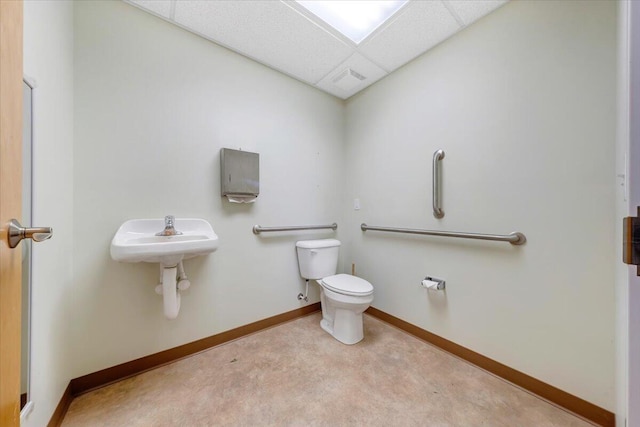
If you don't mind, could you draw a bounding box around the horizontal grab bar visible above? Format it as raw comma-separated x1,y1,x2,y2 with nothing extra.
360,223,526,245
253,223,338,235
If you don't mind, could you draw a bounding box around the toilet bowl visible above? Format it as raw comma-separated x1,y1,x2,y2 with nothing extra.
318,274,374,345
295,239,374,345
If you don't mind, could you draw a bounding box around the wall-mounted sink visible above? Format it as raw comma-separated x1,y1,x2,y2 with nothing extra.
110,218,219,267
110,217,219,320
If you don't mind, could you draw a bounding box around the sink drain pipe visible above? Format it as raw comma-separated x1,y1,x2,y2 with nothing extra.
154,262,192,319
162,266,181,319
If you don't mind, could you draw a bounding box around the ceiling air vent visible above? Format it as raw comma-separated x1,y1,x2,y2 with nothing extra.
332,68,366,91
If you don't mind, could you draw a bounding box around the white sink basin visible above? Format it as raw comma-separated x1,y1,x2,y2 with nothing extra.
110,218,219,266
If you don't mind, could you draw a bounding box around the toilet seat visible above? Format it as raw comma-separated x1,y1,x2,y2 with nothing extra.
320,274,373,297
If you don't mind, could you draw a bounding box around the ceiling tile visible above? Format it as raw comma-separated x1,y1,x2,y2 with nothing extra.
358,1,461,72
316,53,388,99
126,0,173,19
445,0,508,26
173,0,353,84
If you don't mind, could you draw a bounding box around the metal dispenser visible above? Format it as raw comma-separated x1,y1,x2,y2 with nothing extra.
220,148,259,202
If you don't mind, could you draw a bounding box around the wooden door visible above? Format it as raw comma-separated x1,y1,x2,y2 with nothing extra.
0,1,23,426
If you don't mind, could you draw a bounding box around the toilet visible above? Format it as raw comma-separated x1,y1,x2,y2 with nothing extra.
296,239,374,345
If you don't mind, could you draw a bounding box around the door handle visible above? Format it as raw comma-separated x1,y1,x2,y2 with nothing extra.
7,219,52,248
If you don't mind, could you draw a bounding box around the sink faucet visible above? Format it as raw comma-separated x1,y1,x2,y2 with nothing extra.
156,215,182,236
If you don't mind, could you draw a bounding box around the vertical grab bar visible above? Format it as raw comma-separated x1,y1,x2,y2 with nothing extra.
432,149,445,218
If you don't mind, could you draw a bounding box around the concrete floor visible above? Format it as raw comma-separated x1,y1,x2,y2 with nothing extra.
61,313,594,426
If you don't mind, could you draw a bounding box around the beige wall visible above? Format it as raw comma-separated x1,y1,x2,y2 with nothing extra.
71,0,345,378
343,0,616,410
23,1,75,426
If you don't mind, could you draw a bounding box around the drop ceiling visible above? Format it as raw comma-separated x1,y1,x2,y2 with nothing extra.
124,0,508,100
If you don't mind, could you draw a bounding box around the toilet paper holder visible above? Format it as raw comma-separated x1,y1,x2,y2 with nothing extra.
422,276,445,291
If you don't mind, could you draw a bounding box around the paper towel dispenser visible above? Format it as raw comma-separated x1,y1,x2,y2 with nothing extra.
220,148,259,201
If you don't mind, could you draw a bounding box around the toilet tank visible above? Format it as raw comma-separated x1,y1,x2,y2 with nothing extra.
296,239,341,280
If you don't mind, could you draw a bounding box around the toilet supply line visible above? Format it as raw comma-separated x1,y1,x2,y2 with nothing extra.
298,279,310,302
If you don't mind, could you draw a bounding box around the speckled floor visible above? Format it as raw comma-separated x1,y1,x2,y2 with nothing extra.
61,313,593,427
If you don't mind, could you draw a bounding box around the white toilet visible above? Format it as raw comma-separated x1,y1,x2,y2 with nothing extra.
296,239,374,345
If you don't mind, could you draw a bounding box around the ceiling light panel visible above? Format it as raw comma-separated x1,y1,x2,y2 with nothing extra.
445,0,509,26
174,0,353,84
359,1,462,72
296,1,408,44
127,0,173,18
